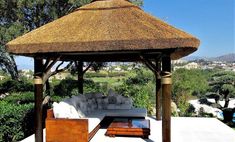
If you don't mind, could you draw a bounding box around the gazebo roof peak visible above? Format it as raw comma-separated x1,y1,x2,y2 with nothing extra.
6,0,200,60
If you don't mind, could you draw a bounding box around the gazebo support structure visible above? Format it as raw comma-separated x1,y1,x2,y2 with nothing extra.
33,57,170,142
155,59,162,120
34,58,73,142
34,59,44,142
161,55,172,142
140,55,162,120
77,61,84,94
6,1,200,142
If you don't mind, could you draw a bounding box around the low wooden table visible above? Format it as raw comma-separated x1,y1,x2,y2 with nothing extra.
105,118,150,139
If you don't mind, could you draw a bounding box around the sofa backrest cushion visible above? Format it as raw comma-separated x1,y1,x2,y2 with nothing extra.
77,108,86,118
108,96,117,104
94,93,103,98
108,89,118,96
63,97,78,109
70,95,88,115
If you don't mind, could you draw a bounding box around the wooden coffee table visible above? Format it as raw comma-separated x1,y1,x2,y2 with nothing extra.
105,118,150,139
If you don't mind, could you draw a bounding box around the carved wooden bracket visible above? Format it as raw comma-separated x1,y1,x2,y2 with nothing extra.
139,55,161,79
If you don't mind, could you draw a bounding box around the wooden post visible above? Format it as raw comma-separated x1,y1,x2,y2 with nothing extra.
77,61,84,94
155,59,162,120
161,55,172,142
45,80,50,96
34,59,44,142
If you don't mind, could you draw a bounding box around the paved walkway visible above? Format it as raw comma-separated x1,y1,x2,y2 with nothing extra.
21,117,235,142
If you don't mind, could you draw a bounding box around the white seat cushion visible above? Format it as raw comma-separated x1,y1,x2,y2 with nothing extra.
85,110,105,120
53,102,80,119
77,108,86,118
87,118,101,133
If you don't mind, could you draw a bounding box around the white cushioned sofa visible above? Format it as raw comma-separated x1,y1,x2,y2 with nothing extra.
46,90,147,142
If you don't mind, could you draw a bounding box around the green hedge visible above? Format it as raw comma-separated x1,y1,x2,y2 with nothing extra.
108,72,126,77
85,72,108,78
3,92,34,104
0,79,33,94
0,101,34,142
85,71,126,78
53,78,105,96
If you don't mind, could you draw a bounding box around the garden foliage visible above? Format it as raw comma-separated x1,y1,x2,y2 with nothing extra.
0,79,33,94
0,66,235,142
0,101,33,142
115,68,155,114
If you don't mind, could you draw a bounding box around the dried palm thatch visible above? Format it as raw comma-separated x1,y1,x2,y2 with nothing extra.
6,0,200,60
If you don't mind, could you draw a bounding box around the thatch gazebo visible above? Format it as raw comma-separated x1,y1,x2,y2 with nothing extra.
6,0,200,142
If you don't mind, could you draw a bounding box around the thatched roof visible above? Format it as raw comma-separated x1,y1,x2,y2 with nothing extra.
6,0,200,60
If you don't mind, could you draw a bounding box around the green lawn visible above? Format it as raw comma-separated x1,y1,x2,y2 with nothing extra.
90,77,124,85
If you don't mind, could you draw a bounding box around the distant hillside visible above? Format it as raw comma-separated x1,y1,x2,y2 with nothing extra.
183,56,205,61
184,53,235,62
210,53,235,62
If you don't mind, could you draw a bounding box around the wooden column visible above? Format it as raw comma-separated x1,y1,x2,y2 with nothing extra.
77,61,84,94
155,60,162,120
34,59,44,142
161,55,172,142
45,80,50,96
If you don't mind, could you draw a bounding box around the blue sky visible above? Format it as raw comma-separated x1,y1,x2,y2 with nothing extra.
143,0,234,57
15,0,234,69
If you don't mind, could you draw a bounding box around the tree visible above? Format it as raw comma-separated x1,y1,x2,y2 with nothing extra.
172,69,210,116
0,0,80,79
172,69,209,98
0,21,25,80
0,49,18,80
0,0,143,79
73,61,107,94
115,67,154,113
209,71,235,108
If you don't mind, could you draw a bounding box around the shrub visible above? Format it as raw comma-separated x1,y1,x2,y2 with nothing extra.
175,91,192,116
115,69,155,114
107,72,126,77
50,95,64,102
198,107,214,117
3,92,34,104
85,72,108,78
222,108,235,123
0,79,33,94
53,78,104,96
85,71,126,78
53,78,78,97
84,79,107,93
116,84,154,114
125,69,152,85
0,101,34,142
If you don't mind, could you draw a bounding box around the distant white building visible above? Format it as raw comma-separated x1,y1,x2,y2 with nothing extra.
184,62,199,69
127,67,133,71
172,59,187,64
21,69,32,73
0,75,5,81
19,69,33,79
173,62,200,70
103,66,111,71
52,72,70,80
114,67,122,71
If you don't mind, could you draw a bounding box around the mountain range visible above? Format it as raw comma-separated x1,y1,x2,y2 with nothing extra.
184,53,235,62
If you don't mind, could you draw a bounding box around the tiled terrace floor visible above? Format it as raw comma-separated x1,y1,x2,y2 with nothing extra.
21,117,235,142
